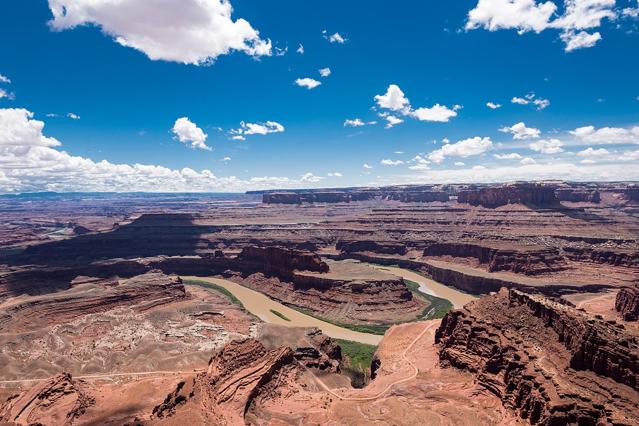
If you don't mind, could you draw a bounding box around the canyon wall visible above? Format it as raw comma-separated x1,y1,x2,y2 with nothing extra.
616,285,639,321
435,289,639,425
457,183,557,207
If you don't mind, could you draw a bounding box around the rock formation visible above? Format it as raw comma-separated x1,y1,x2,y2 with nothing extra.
616,285,639,321
0,373,95,426
625,185,639,202
423,242,566,275
237,246,329,275
436,288,639,425
555,188,601,203
261,188,448,204
457,183,557,207
152,339,299,425
337,240,408,255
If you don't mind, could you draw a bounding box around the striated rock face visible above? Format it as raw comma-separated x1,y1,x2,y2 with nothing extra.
337,240,407,255
616,285,639,321
458,183,557,207
0,373,95,426
237,246,329,275
563,246,639,268
386,191,449,203
424,242,566,275
263,192,357,204
293,328,341,372
435,289,639,425
262,189,448,204
0,271,187,332
625,185,639,202
555,189,601,203
152,339,298,425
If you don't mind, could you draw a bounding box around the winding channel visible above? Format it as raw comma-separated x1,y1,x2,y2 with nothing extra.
184,276,383,345
186,265,475,346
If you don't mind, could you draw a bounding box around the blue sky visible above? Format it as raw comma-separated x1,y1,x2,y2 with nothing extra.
0,0,638,193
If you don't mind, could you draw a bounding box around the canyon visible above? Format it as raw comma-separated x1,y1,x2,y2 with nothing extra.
0,181,638,425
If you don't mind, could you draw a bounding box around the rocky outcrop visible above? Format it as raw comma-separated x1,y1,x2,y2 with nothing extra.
458,183,557,207
563,246,639,268
237,246,329,275
293,328,341,372
616,285,639,321
555,189,601,203
424,242,566,275
0,373,95,426
0,271,187,331
337,240,408,255
153,339,298,425
436,289,639,425
625,185,639,202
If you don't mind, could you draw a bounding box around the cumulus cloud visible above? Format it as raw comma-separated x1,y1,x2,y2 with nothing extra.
231,121,285,139
374,85,411,112
408,155,431,171
300,172,324,183
323,30,346,43
319,67,331,77
511,93,550,110
296,44,304,54
0,108,326,193
0,74,10,84
520,156,537,165
363,163,373,169
67,112,81,120
465,0,616,52
428,137,493,163
486,101,502,109
0,89,13,100
499,122,541,139
494,152,523,159
381,159,405,166
47,0,272,65
529,138,564,154
172,117,211,151
295,78,321,89
410,104,460,123
577,147,610,156
327,172,343,177
570,125,639,144
374,84,460,125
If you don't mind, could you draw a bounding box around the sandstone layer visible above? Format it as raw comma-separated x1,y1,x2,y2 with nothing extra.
436,288,639,425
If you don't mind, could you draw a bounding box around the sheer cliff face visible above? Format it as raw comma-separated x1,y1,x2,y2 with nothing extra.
435,289,639,425
457,183,558,207
616,285,639,321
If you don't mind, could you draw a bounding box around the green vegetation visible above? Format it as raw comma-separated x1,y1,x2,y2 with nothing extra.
184,279,244,309
293,307,390,335
405,279,454,319
269,309,291,321
335,339,377,372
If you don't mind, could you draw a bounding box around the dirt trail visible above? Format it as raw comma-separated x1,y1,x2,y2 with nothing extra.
308,321,437,401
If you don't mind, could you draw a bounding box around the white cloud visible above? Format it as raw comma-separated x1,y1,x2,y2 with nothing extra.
319,67,331,77
344,118,365,127
466,0,616,52
520,156,537,165
410,104,459,123
296,44,304,54
222,156,232,162
529,138,564,154
0,108,331,193
323,30,346,43
328,172,343,177
561,30,602,51
374,85,411,112
274,46,288,56
374,84,459,125
295,78,321,89
408,155,431,170
0,89,12,100
48,0,272,65
511,93,550,110
486,101,502,109
618,149,639,161
232,120,285,138
570,125,639,144
382,114,404,129
428,137,493,163
300,172,324,183
363,163,373,169
577,147,610,156
499,122,541,139
172,117,211,151
381,159,405,166
494,152,523,159
67,112,81,120
0,74,10,84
